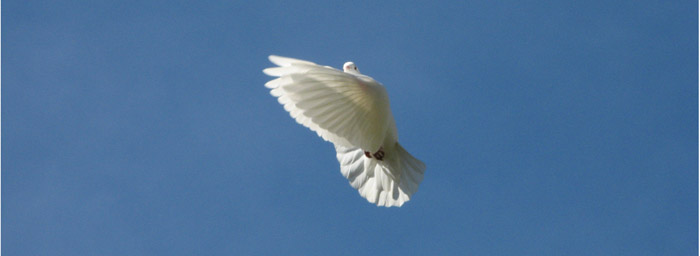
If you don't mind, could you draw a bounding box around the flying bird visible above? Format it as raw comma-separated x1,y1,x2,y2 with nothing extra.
263,55,425,207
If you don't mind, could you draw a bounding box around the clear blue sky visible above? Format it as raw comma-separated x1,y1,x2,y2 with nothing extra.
4,1,697,255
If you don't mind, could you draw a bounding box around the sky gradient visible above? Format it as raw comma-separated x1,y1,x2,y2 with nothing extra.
4,1,698,255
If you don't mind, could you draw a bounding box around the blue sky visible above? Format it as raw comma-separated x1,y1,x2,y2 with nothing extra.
3,1,697,255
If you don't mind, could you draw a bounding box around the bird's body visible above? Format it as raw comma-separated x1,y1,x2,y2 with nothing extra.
263,55,425,207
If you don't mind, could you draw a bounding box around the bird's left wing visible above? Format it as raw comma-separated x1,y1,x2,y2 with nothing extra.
263,55,390,152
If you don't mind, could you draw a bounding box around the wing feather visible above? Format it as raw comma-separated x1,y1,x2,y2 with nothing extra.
263,55,390,151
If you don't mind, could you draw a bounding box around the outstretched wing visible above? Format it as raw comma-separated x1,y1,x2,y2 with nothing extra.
263,55,390,152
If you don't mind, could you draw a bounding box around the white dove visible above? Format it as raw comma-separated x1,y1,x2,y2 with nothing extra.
263,55,425,207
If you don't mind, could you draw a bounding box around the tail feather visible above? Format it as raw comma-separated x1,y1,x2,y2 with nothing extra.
335,143,425,207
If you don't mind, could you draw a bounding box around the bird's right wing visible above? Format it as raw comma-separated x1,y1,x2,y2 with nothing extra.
263,55,390,151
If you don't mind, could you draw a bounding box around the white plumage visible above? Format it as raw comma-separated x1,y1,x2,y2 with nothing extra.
263,55,425,207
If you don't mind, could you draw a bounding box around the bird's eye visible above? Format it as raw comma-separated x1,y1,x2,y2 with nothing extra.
354,67,357,70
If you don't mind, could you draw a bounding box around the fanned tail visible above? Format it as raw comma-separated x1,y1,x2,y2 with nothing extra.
335,143,425,207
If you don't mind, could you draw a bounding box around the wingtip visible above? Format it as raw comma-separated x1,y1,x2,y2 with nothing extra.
268,55,290,66
262,67,276,76
267,55,316,67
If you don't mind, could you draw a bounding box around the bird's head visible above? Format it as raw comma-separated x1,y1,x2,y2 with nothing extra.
343,62,360,73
